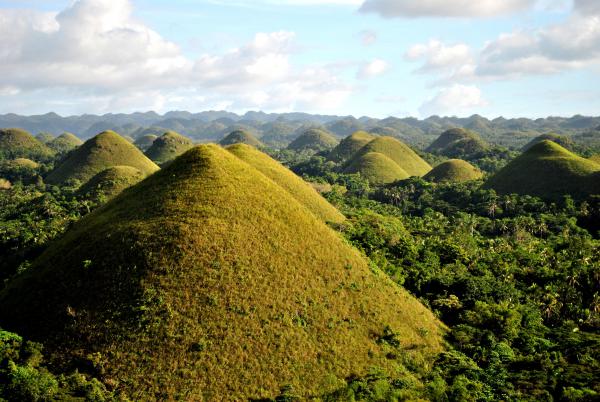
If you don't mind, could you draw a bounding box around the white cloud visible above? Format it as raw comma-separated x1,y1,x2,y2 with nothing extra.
359,0,536,18
419,84,488,117
405,40,472,73
359,30,377,46
357,59,389,79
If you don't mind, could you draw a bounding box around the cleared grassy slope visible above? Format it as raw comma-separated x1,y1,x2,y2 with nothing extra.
134,134,158,151
78,165,146,201
0,128,55,161
328,131,376,163
220,130,262,147
424,159,483,183
287,129,338,152
0,145,444,400
426,128,488,158
344,151,410,185
144,131,193,165
48,132,83,154
522,133,574,152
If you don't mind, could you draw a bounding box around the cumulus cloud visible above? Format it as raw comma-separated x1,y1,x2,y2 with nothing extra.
359,0,536,18
405,40,472,73
419,85,488,117
357,59,389,79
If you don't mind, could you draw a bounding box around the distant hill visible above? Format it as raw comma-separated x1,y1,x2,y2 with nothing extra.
45,131,159,185
219,130,262,147
77,165,146,201
426,128,488,158
35,133,54,143
0,128,54,161
0,144,444,400
287,129,338,153
134,134,158,151
328,131,376,163
344,152,409,185
225,143,345,223
144,131,193,165
349,136,431,177
424,159,483,183
48,133,83,154
10,158,39,169
484,140,600,200
522,133,575,151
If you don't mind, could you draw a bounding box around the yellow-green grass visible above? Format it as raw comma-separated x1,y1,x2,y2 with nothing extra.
144,131,194,165
588,154,600,164
349,136,432,177
0,128,55,161
45,131,159,185
0,178,11,189
48,132,83,154
522,133,574,152
424,159,483,183
220,130,262,147
484,140,600,200
35,132,54,143
78,165,146,201
134,134,158,151
426,128,488,157
328,131,376,163
344,152,409,185
0,144,444,400
287,129,338,152
11,158,40,169
225,143,345,223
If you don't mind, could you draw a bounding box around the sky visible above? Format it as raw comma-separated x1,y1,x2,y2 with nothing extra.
0,0,598,118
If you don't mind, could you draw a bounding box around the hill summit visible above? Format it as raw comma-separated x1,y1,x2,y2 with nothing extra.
0,128,54,161
424,159,483,183
219,130,262,147
48,132,83,154
45,130,159,185
344,152,409,184
426,128,488,158
287,129,338,153
522,133,574,152
328,131,376,163
144,131,194,165
0,144,444,400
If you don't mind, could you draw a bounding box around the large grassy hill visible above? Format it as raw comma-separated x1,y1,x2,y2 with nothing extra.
287,128,338,153
48,132,83,154
134,134,158,151
522,133,575,152
77,165,146,201
0,144,444,400
220,129,263,147
424,159,483,183
484,140,600,200
426,128,488,158
0,128,55,161
226,143,345,223
144,131,193,165
344,152,409,185
327,131,375,163
45,131,159,185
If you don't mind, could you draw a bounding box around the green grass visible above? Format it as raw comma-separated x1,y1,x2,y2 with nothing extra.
77,165,146,201
0,144,444,400
328,131,376,163
424,159,483,183
0,129,55,162
45,131,159,186
219,130,262,147
287,129,338,152
484,140,600,200
426,128,488,158
144,131,193,165
522,133,574,151
48,133,83,154
588,154,600,165
348,136,432,177
35,133,54,144
344,152,409,185
134,135,158,151
10,158,39,169
225,143,345,223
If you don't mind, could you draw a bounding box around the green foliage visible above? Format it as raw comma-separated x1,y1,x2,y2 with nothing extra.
0,129,55,162
77,165,145,202
144,131,193,165
47,133,83,155
327,131,376,163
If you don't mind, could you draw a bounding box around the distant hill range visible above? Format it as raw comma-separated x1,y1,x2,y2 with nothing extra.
1,111,599,149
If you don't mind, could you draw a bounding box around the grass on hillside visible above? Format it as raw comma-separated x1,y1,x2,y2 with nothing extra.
220,130,263,147
522,133,575,152
424,159,483,183
134,135,158,151
344,152,409,185
10,158,40,169
0,128,55,162
144,131,193,165
48,133,83,154
426,128,488,158
287,129,338,152
77,165,146,201
0,144,444,400
327,131,376,163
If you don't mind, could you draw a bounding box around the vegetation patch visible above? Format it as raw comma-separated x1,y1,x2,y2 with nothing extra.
344,152,409,185
424,159,483,183
328,131,376,163
144,131,193,165
287,129,338,153
0,129,55,162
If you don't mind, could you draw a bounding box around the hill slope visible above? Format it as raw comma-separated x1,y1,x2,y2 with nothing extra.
0,128,54,161
590,154,600,164
225,144,345,223
426,128,488,158
0,145,444,400
349,136,431,177
522,133,574,152
134,134,158,151
77,166,146,201
48,132,83,154
484,140,600,200
45,131,159,185
144,131,193,165
328,131,376,163
424,159,483,183
287,129,338,153
219,130,262,147
344,152,409,185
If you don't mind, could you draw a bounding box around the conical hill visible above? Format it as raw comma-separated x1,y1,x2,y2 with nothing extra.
77,165,146,201
344,152,409,185
45,131,159,185
0,128,54,161
48,132,83,154
426,128,488,158
225,144,345,223
144,131,193,165
134,134,158,151
424,159,483,183
220,130,262,147
0,144,444,400
287,129,338,152
327,131,375,163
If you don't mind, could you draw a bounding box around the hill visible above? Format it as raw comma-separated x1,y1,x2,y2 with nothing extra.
10,158,40,169
349,136,431,177
225,143,345,223
219,130,263,147
328,131,376,163
77,166,146,201
35,133,54,143
144,131,193,165
45,131,159,185
426,128,488,158
0,128,54,161
522,133,575,151
344,152,409,185
287,129,338,153
48,132,83,154
424,159,483,183
134,134,158,151
0,145,444,400
484,140,600,200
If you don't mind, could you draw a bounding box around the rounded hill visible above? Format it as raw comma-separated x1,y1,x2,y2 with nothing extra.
219,130,262,147
343,152,409,185
11,158,40,169
426,128,488,158
484,140,600,200
77,165,146,201
48,132,83,154
522,133,574,152
424,159,483,183
0,128,54,161
287,129,338,153
327,131,376,163
144,131,193,165
35,133,54,143
45,130,159,185
134,134,158,151
0,144,444,400
225,143,345,223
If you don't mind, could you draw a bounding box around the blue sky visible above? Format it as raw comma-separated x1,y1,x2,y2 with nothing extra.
0,0,598,118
